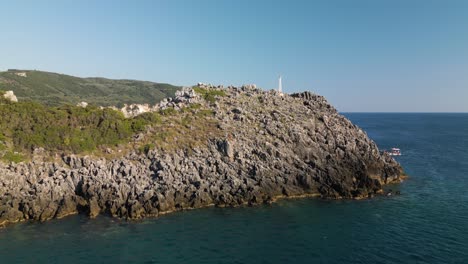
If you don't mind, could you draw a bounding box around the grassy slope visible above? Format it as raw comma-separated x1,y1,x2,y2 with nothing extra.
0,70,180,107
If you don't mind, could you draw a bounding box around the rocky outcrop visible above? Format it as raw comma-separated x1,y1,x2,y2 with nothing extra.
76,101,88,108
120,86,202,118
0,85,403,226
2,90,18,102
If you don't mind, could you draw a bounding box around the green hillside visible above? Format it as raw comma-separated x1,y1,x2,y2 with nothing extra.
0,70,180,107
0,88,220,163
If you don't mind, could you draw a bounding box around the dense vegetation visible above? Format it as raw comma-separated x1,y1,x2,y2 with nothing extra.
0,91,222,163
0,70,180,107
0,95,153,154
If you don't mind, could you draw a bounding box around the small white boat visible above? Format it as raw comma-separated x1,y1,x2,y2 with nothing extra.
388,148,401,156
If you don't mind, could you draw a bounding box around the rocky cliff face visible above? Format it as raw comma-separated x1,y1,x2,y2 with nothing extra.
0,85,403,226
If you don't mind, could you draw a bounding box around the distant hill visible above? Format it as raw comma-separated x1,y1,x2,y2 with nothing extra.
0,70,181,107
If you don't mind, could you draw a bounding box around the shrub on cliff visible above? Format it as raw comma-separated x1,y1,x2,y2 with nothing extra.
193,87,226,103
0,100,150,154
0,95,222,162
2,151,24,163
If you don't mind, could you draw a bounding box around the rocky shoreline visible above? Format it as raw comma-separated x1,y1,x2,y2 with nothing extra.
0,85,403,227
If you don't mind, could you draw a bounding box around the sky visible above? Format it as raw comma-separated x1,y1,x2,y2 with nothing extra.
1,0,467,112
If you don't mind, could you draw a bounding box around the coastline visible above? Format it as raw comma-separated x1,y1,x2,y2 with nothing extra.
1,181,407,228
0,85,404,227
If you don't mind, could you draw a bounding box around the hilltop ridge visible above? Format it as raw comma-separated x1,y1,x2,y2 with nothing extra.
0,69,180,107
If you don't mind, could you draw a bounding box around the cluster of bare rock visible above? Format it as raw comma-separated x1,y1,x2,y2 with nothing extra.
119,87,202,118
75,87,202,118
1,90,18,102
0,85,403,226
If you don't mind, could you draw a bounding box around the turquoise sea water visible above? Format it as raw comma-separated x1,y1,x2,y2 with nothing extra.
1,113,468,264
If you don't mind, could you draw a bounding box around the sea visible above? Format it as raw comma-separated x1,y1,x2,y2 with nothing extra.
1,113,467,264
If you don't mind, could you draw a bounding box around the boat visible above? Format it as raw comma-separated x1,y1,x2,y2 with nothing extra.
388,148,401,156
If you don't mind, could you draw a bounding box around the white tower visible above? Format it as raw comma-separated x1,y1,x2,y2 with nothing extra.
278,76,282,93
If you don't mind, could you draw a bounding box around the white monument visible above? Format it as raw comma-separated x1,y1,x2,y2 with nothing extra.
278,76,283,93
278,75,283,95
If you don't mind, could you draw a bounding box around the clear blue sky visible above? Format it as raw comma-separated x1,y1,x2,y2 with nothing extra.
1,0,467,112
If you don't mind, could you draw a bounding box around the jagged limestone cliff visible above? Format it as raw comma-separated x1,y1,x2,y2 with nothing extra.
0,84,403,226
